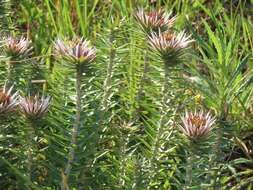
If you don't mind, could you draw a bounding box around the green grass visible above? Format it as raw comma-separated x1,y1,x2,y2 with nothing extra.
0,0,253,189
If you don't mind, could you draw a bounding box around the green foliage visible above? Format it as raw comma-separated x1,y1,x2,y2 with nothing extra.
0,0,253,190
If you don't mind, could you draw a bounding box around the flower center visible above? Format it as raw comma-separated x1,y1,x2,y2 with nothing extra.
147,10,164,21
163,32,175,41
147,11,158,18
0,90,10,105
188,116,206,128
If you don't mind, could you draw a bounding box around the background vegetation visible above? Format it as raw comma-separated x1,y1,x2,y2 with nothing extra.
0,0,253,189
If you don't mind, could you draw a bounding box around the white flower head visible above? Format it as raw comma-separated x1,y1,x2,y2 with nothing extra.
179,110,216,140
149,30,194,66
0,84,19,115
54,37,96,68
134,8,176,34
19,94,51,120
4,36,33,60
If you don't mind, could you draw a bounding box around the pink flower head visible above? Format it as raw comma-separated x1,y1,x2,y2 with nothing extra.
135,8,176,34
180,110,216,140
54,37,96,68
149,30,194,66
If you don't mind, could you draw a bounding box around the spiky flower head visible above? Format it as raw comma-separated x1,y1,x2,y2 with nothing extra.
180,110,216,141
19,95,51,120
134,8,176,34
54,37,96,69
149,30,194,66
0,84,19,115
3,36,33,60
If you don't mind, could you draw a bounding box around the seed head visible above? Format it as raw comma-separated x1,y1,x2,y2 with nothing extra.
54,37,96,68
180,110,215,140
134,8,176,34
0,84,19,115
149,30,194,66
19,95,51,120
3,36,33,60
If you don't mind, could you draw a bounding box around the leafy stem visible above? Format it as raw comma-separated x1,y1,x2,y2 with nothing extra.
185,144,194,189
149,64,170,186
101,32,115,112
132,50,149,122
61,65,82,190
26,121,37,189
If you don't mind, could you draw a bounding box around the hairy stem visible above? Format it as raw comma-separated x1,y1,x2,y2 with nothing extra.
118,132,129,189
26,122,36,189
210,122,223,188
61,65,82,190
133,155,144,190
78,29,115,188
7,60,26,89
7,61,13,86
101,34,115,111
185,148,193,189
132,50,149,122
149,64,170,186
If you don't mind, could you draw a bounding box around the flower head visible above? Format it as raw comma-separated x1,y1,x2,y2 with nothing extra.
134,8,176,34
180,110,215,140
19,95,51,120
3,36,33,60
0,84,19,115
149,30,194,66
54,37,96,68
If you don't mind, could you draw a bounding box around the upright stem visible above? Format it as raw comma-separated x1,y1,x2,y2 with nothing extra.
149,64,170,185
7,61,13,86
132,51,149,121
133,155,144,190
101,34,115,111
61,65,82,190
185,147,194,190
118,132,129,189
7,60,22,87
98,29,115,147
151,65,169,159
26,121,36,189
78,29,115,188
210,122,223,188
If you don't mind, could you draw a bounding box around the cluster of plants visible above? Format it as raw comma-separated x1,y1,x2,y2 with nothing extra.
0,0,253,189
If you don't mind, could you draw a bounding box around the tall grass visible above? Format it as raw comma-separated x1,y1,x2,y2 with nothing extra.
0,0,252,189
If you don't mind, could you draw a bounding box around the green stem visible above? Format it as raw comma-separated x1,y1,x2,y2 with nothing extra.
185,148,193,190
133,154,144,190
149,64,170,186
26,121,36,189
118,132,129,189
210,123,223,188
78,29,115,188
101,33,115,112
7,61,13,86
61,65,82,190
132,50,149,122
6,60,23,88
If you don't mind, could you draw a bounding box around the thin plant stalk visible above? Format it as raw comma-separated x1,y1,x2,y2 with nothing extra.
97,29,115,148
133,155,144,190
101,32,115,112
6,60,29,91
185,146,194,190
210,121,223,188
151,64,170,160
26,121,36,189
61,65,82,189
132,50,149,122
149,64,170,185
118,132,129,189
78,30,115,187
7,61,14,86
